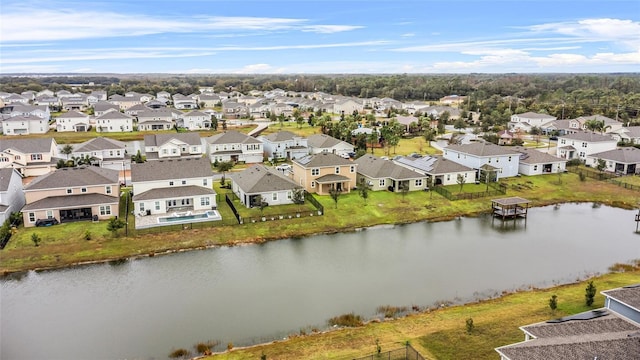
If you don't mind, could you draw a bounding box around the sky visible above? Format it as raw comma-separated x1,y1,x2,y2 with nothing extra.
1,0,639,74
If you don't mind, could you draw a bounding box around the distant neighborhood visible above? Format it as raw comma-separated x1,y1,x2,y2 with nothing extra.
1,85,639,232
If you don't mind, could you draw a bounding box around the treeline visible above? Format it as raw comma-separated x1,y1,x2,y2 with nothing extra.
2,73,639,120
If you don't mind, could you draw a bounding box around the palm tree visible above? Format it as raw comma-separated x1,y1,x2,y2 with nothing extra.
215,161,234,185
60,144,74,160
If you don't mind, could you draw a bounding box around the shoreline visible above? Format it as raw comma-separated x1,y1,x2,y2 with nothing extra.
2,199,634,276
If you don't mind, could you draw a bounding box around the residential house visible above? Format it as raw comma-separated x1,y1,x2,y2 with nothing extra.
292,152,357,195
4,104,51,121
61,94,89,111
87,90,107,104
230,164,303,208
307,134,355,157
2,115,49,135
124,103,151,117
497,130,516,145
556,132,617,160
197,93,220,108
333,98,364,115
95,111,134,133
353,154,427,192
495,284,640,360
222,101,248,119
512,146,567,175
509,112,557,132
34,95,60,109
21,166,120,227
72,137,128,171
0,138,59,177
144,133,204,160
585,147,640,175
0,168,26,224
272,103,294,117
156,91,171,103
443,142,522,180
108,94,142,111
55,110,91,132
394,155,475,186
206,130,263,164
137,109,174,131
258,130,309,161
4,94,29,105
131,157,218,228
177,110,212,130
395,115,419,133
172,94,198,110
93,101,120,117
577,115,623,133
610,126,640,145
36,89,54,98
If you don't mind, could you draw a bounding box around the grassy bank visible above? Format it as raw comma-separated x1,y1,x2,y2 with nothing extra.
203,269,640,360
1,172,638,274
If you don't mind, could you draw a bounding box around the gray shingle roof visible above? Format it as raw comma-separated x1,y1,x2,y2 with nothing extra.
95,111,133,120
602,284,640,311
144,133,202,147
315,174,350,183
230,164,300,194
395,155,474,175
74,137,126,152
25,166,119,190
589,147,640,164
131,157,212,182
512,146,566,164
0,168,19,192
22,193,118,211
206,130,261,145
560,132,616,142
56,110,88,118
262,130,299,142
514,111,556,119
0,138,56,154
132,185,215,201
445,142,522,157
293,152,353,168
354,154,424,180
307,134,347,149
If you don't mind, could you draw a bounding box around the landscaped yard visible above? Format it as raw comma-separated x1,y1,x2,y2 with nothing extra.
258,121,320,137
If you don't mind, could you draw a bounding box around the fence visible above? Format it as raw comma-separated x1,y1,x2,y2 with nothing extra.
305,192,324,213
226,194,242,224
226,192,323,225
352,344,426,360
433,183,507,201
566,166,618,181
608,178,640,192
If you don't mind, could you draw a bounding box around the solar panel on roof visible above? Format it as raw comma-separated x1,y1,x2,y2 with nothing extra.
546,309,609,323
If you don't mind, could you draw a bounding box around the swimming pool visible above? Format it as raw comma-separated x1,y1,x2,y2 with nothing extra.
157,210,222,224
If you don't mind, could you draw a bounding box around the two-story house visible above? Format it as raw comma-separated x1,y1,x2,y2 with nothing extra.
55,110,91,132
443,142,521,180
131,157,219,229
292,152,357,195
258,130,309,161
0,168,25,224
353,154,427,192
137,109,174,131
0,138,59,177
609,126,640,145
1,115,49,135
307,134,354,157
230,164,303,208
143,133,204,161
72,137,128,171
556,132,618,160
95,111,134,133
92,101,120,117
206,130,263,164
177,110,212,130
21,166,120,227
509,112,557,132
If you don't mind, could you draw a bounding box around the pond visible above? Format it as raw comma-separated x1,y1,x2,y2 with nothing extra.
1,203,639,360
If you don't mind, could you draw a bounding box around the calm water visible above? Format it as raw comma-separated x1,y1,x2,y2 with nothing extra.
2,203,639,360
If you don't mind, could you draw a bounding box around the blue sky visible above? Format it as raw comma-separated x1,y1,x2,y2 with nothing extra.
1,0,639,74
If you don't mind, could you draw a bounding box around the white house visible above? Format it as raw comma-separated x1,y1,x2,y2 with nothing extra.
137,109,174,131
2,115,49,135
307,134,354,157
509,112,557,131
609,126,640,145
143,133,204,160
92,101,120,117
55,110,91,132
443,142,522,180
172,94,198,110
131,157,218,228
0,168,26,224
556,132,618,160
258,130,309,161
177,110,212,130
95,111,134,133
72,137,128,172
206,130,263,164
394,155,476,186
585,147,640,175
230,164,303,208
512,146,567,176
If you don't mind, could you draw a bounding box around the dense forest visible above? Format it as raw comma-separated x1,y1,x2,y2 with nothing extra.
2,73,639,122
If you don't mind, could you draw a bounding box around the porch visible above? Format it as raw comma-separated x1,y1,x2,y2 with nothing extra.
314,174,351,195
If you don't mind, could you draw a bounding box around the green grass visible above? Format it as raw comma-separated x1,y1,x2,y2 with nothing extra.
259,122,321,137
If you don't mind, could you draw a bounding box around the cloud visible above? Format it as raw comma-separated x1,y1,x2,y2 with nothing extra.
401,33,415,38
232,64,286,74
302,25,363,33
526,18,640,49
1,48,217,64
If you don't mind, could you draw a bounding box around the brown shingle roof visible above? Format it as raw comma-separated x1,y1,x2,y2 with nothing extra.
230,164,300,194
131,157,212,182
25,166,119,190
293,152,353,168
22,193,118,211
354,154,424,180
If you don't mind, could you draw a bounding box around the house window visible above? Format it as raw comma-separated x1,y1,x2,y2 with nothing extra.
181,180,187,185
28,212,36,223
508,156,512,162
201,197,210,206
162,149,168,154
203,179,208,186
155,201,161,210
272,193,278,201
311,168,319,176
534,165,538,171
488,158,492,163
447,174,451,181
66,188,72,194
105,186,112,194
287,191,292,199
350,165,355,173
169,181,174,186
335,167,340,174
46,210,54,219
415,179,422,187
379,179,385,186
99,206,111,216
30,154,43,161
311,181,315,188
139,203,145,212
81,187,87,193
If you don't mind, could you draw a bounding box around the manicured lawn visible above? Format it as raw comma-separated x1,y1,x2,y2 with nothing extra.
259,122,321,137
614,174,640,186
204,270,640,360
370,137,441,157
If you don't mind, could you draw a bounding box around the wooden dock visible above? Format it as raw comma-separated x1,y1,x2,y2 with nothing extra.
491,197,531,220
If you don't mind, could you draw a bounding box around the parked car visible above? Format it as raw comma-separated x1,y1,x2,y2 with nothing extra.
275,164,292,171
35,218,59,227
549,136,558,141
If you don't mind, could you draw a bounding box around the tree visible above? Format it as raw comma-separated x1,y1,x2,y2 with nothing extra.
329,187,341,209
596,158,606,172
427,176,435,199
399,183,409,202
291,188,305,211
131,150,145,163
61,144,74,159
453,118,466,132
465,318,474,334
423,128,436,148
457,174,465,193
358,178,371,205
258,198,269,217
215,161,234,185
549,294,558,311
585,281,597,307
106,217,126,237
31,233,41,247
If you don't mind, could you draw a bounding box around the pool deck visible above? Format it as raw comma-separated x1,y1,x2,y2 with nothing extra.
134,210,222,229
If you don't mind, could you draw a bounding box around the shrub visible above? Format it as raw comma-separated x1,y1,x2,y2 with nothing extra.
328,313,364,327
31,233,41,247
194,340,219,355
549,294,558,311
226,342,233,351
84,230,92,241
168,348,191,359
585,281,597,307
465,318,475,334
376,305,408,318
579,172,586,181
